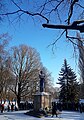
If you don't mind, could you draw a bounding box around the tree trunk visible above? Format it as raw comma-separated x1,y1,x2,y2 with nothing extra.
17,95,21,109
17,82,21,109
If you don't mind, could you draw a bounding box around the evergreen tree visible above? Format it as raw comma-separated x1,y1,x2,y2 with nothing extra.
58,59,79,105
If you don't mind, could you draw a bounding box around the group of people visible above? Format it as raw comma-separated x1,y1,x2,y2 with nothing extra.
51,101,84,117
0,103,15,113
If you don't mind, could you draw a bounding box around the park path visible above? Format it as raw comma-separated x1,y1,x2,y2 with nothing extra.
0,110,84,120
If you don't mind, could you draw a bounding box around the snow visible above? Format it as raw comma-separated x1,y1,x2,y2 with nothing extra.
34,92,50,96
79,99,84,103
0,110,84,120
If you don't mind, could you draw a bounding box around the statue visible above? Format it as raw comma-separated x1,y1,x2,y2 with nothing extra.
39,71,45,92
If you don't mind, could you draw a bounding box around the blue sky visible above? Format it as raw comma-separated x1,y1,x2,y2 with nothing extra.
0,20,78,87
0,0,80,87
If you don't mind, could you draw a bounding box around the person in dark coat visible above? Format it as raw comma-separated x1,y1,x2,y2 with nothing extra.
52,102,58,117
11,103,14,111
1,104,4,113
79,103,83,113
8,104,10,112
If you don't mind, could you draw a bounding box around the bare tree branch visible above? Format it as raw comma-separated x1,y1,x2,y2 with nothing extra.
11,0,22,10
48,30,66,47
42,19,84,32
76,3,84,9
0,9,49,23
67,0,79,24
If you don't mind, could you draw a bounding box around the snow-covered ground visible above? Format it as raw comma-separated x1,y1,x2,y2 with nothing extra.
0,110,84,120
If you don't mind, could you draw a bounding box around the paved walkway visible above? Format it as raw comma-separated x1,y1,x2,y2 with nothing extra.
0,110,84,120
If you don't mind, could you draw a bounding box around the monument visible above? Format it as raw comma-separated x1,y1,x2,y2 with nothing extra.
39,71,45,92
34,70,51,111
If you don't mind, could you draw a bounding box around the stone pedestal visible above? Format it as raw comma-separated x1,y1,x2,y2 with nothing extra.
34,92,51,111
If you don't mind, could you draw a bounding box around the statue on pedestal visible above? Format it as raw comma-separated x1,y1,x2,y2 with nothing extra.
39,71,45,92
33,70,51,111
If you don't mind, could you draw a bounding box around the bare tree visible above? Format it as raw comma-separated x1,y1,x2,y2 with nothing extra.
0,33,55,105
8,45,42,107
0,0,83,45
77,33,84,98
0,33,11,100
78,34,84,83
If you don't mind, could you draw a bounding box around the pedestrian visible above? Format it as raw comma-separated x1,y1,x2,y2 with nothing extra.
8,104,10,112
52,102,58,117
1,104,4,113
79,103,83,113
15,105,18,111
11,103,14,111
